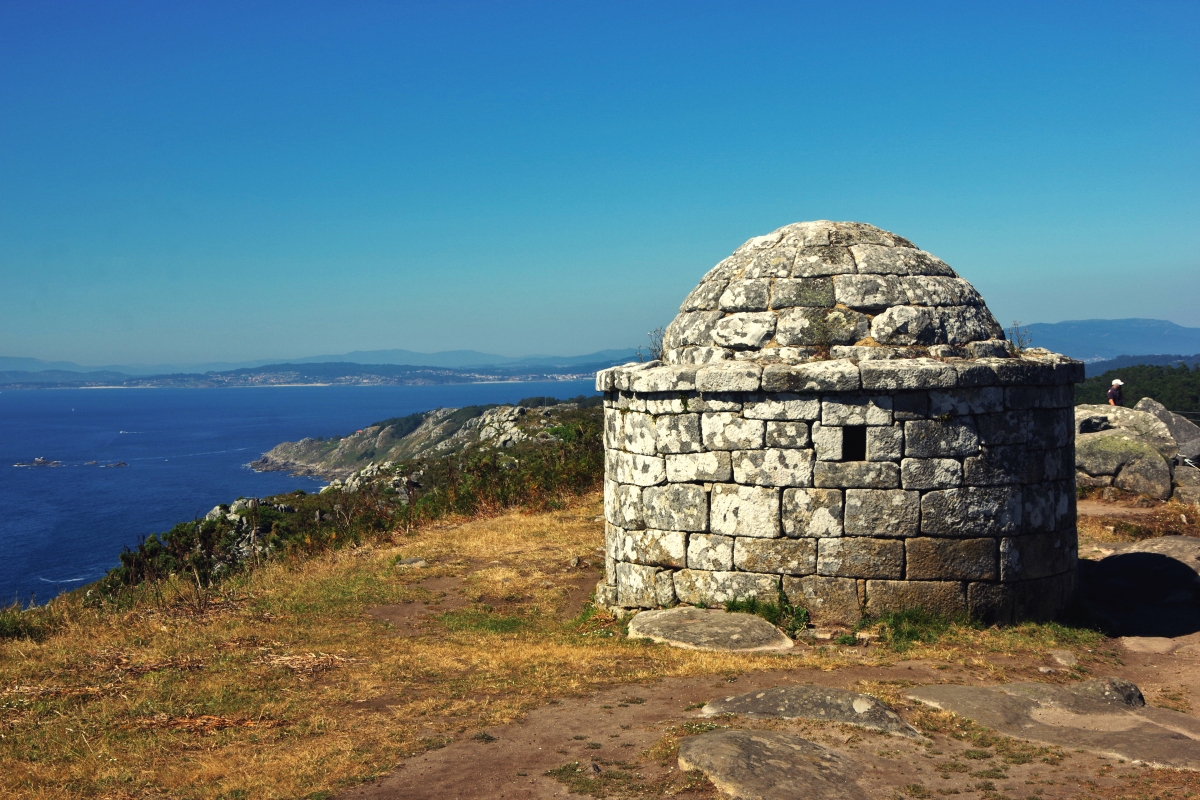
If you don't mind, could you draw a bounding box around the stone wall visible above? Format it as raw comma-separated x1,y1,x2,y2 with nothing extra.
595,352,1084,625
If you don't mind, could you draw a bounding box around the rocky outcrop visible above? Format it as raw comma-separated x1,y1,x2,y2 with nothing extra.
1074,402,1198,502
1135,396,1200,461
251,401,590,480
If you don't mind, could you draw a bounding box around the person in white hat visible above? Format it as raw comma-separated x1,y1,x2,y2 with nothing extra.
1107,379,1124,407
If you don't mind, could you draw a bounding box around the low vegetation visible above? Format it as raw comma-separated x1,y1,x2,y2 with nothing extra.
1076,363,1200,413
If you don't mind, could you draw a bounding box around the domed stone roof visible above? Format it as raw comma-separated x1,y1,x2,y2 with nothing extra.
663,221,1007,365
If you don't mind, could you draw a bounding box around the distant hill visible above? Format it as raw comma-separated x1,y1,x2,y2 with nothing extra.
1026,319,1200,362
0,359,626,390
0,347,640,377
1083,353,1200,378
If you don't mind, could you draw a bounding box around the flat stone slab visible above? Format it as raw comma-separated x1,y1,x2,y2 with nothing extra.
1120,636,1178,654
700,685,919,737
908,678,1200,769
626,607,793,652
678,730,867,800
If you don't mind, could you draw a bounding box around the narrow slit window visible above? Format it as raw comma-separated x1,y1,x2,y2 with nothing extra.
842,425,867,461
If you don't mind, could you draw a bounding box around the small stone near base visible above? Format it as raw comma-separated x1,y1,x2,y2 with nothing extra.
626,607,793,652
678,730,867,800
699,685,919,737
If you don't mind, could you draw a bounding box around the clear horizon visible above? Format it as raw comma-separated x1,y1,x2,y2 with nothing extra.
2,1,1197,364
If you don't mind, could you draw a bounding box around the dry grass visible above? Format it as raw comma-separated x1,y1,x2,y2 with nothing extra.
0,493,1116,799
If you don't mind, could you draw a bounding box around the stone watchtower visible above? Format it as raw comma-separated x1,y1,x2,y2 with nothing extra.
595,221,1082,625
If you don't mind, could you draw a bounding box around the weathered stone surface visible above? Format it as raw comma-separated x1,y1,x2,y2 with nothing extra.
908,680,1200,770
700,685,918,736
1005,384,1072,410
812,422,842,461
904,418,980,457
615,562,660,607
688,534,734,570
743,393,821,420
604,481,643,529
814,462,900,489
791,245,857,277
967,581,1013,625
642,484,709,532
775,307,869,346
712,312,776,349
1028,408,1074,449
870,305,939,345
850,243,954,276
678,730,867,800
628,365,698,393
654,413,703,454
818,538,904,579
939,305,1004,344
1022,481,1072,533
860,358,957,390
621,411,657,455
782,488,844,538
734,537,816,575
865,579,966,617
833,274,906,311
821,395,892,426
906,537,997,580
765,421,811,448
654,570,677,606
718,279,770,311
921,487,1022,536
627,607,793,652
696,363,762,393
665,451,732,482
975,411,1030,445
964,445,1043,486
1000,532,1075,581
701,413,765,450
690,393,742,412
761,360,861,393
664,310,722,349
843,489,919,536
672,569,780,606
929,387,1003,416
1075,405,1178,459
900,457,962,490
619,529,688,569
771,278,835,309
783,575,861,625
866,426,904,460
1136,396,1200,460
901,275,984,307
1076,430,1173,499
710,484,781,537
680,279,727,312
732,448,814,487
607,450,666,486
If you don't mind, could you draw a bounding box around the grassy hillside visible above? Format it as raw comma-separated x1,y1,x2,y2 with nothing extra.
1076,363,1200,414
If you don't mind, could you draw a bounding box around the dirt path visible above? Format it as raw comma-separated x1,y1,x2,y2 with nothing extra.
339,633,1200,799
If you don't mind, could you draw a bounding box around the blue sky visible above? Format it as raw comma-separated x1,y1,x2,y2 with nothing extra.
1,1,1196,365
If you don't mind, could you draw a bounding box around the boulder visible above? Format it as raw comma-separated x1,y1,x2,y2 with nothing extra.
1135,397,1200,461
1074,404,1176,499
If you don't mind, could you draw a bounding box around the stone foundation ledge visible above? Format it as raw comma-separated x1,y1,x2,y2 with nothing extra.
597,351,1084,394
594,568,1074,628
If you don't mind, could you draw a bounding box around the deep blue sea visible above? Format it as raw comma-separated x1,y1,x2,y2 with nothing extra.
0,380,595,605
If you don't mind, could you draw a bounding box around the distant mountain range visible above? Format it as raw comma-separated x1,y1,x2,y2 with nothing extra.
5,319,1200,388
0,355,640,390
1025,319,1200,363
0,347,642,381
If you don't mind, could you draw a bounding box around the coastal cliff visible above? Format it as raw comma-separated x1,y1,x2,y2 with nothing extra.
250,396,602,480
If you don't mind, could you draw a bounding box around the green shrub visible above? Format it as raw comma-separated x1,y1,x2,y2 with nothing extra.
723,592,810,638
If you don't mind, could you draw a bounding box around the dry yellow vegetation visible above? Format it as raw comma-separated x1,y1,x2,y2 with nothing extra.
1,494,1115,799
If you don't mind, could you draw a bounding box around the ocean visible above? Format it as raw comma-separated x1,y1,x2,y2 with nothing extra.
0,380,596,605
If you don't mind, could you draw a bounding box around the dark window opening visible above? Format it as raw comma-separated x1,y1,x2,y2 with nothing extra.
842,425,867,461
